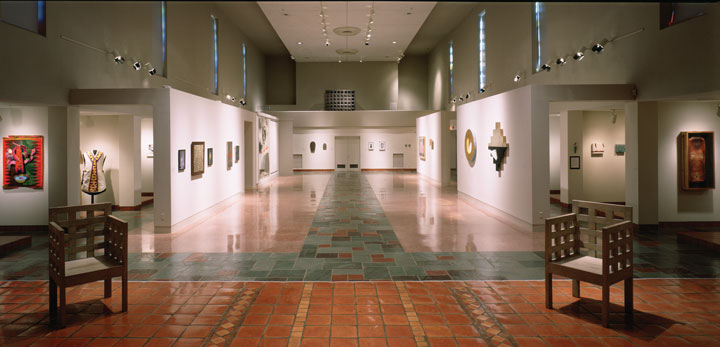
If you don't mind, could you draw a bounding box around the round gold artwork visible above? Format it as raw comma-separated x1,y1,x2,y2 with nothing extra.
464,129,477,167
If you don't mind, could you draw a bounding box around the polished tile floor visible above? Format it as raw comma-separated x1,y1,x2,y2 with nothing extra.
2,172,720,281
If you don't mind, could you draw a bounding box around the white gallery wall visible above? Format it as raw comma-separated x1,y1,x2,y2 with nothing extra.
549,115,561,191
292,129,417,170
457,87,535,224
657,101,720,222
581,111,626,203
0,106,50,225
169,88,254,226
140,117,154,193
416,111,455,185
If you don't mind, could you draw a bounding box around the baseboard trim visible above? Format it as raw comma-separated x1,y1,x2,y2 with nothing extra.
141,192,154,197
112,204,143,211
0,225,46,232
659,221,720,227
293,169,334,172
361,168,417,172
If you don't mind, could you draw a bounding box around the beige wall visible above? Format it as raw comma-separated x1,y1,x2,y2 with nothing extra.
581,111,626,203
0,2,266,110
266,55,296,106
427,3,719,110
295,62,399,110
398,55,428,110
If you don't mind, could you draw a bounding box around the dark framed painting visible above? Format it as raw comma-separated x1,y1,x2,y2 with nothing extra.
235,145,240,163
569,156,581,170
191,141,204,175
178,149,186,171
3,135,43,189
226,141,233,170
680,131,714,190
207,148,213,167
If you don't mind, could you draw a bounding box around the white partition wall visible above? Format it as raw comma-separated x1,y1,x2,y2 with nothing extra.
416,111,455,185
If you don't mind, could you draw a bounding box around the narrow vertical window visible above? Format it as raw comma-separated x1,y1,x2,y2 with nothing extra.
478,10,486,92
449,41,454,100
151,1,167,77
532,2,542,72
211,15,219,95
242,43,247,99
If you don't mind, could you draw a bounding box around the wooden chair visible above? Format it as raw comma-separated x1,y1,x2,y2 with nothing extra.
48,203,128,327
545,203,634,327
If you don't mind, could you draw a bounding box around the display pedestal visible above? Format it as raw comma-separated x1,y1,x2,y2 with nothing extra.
83,191,104,204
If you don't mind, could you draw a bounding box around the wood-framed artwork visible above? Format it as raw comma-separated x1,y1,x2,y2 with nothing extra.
178,149,186,171
191,141,205,175
569,156,581,170
207,148,213,167
2,135,43,189
226,141,233,170
235,145,240,163
418,136,426,161
680,131,714,190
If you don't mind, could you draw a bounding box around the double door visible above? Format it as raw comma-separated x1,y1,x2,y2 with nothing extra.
334,136,360,171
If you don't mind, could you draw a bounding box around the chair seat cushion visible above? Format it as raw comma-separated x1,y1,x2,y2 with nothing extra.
554,255,602,276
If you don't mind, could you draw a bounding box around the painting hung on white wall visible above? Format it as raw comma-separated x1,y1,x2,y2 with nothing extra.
418,136,426,161
379,141,386,151
464,130,476,168
591,143,604,156
368,142,374,151
147,144,154,158
191,141,204,175
680,131,714,190
178,149,186,171
258,117,270,178
488,122,508,172
3,135,43,189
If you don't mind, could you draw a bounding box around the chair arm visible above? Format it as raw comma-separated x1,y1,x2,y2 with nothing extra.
104,215,128,266
601,220,634,276
48,222,65,278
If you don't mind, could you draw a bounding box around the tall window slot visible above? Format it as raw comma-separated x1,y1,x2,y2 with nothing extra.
242,43,247,99
478,10,486,92
449,41,454,101
0,0,46,36
532,2,543,72
211,15,219,95
151,1,167,77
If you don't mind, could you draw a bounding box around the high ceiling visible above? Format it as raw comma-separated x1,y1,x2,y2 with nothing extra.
258,1,436,62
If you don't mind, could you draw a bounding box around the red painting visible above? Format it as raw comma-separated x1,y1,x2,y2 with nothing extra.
680,131,714,190
3,135,43,189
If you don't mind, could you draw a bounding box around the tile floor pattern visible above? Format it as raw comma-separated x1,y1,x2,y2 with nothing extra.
2,279,720,346
2,172,720,282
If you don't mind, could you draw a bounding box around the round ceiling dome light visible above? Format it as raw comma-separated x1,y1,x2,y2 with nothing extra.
336,48,358,55
333,26,361,36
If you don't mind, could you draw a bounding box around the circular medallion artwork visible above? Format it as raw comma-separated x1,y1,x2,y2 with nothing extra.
310,141,316,153
464,129,477,167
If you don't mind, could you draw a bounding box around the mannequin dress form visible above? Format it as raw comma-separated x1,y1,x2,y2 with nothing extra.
81,150,107,203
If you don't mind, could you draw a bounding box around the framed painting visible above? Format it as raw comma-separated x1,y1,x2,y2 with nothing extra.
680,131,714,190
178,149,186,171
418,136,426,161
235,145,240,163
368,142,374,151
379,141,386,151
227,141,233,170
191,141,205,175
3,135,43,189
569,156,581,170
207,148,214,167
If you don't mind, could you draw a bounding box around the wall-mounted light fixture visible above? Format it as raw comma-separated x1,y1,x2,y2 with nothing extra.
513,74,522,82
112,50,125,64
573,51,585,61
541,63,551,72
556,57,566,65
145,63,156,75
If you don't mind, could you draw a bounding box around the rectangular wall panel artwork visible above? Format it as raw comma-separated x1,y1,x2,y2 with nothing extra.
191,141,205,176
680,131,714,190
3,135,43,189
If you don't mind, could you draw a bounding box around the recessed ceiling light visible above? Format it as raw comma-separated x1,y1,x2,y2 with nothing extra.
392,41,397,44
297,41,303,45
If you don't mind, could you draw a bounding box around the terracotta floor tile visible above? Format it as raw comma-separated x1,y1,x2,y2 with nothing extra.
236,325,266,338
153,325,186,338
358,315,383,325
382,315,408,325
260,338,290,347
305,326,332,338
268,314,295,325
143,337,176,347
231,337,261,347
302,338,331,347
244,314,270,325
333,315,358,325
359,337,388,347
448,325,480,337
427,337,458,347
384,325,412,337
423,325,453,337
307,314,333,325
387,337,417,347
127,325,160,338
116,338,150,347
181,325,212,338
358,325,385,338
173,338,205,346
455,338,487,347
512,336,547,347
332,326,358,338
265,325,292,338
330,338,359,347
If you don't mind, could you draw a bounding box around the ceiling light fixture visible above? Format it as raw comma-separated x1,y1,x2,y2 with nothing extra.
112,50,125,64
239,98,246,106
132,59,141,70
591,43,604,53
320,2,330,47
392,41,397,44
573,51,585,61
541,63,551,72
513,74,521,82
297,41,303,45
364,1,375,47
145,63,156,76
556,57,566,65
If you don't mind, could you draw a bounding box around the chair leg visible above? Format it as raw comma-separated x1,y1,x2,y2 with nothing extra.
49,278,57,320
104,278,112,298
572,279,580,298
545,272,553,309
122,275,128,312
601,284,610,328
59,286,67,328
625,277,634,327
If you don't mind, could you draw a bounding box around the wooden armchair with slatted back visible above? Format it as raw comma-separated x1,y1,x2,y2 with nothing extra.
545,200,634,327
48,203,128,327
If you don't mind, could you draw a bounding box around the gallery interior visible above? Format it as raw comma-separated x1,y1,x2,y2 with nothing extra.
0,1,719,346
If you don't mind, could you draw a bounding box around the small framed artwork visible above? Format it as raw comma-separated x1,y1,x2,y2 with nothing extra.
615,144,626,154
429,139,434,150
226,141,233,170
235,145,240,163
379,141,386,151
207,148,214,166
680,131,715,190
418,136,426,161
191,141,205,175
569,156,581,170
368,142,374,151
178,149,186,171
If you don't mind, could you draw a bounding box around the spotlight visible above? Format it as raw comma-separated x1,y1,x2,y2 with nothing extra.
465,93,470,99
541,63,551,72
479,88,486,93
226,94,236,102
364,41,369,46
239,98,247,105
556,57,566,65
132,60,141,70
458,97,464,102
451,98,457,104
513,74,521,82
591,43,604,53
297,41,303,45
112,51,125,64
290,55,295,60
145,63,156,76
325,39,330,47
573,52,585,61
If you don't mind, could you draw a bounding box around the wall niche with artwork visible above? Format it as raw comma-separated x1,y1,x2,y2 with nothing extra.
679,131,714,190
